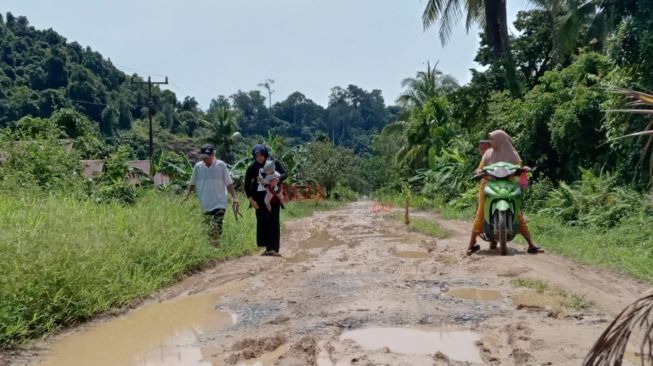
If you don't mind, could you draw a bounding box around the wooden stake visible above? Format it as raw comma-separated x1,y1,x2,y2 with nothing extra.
404,195,410,226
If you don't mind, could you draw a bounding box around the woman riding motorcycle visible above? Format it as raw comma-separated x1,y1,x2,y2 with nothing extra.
467,130,543,255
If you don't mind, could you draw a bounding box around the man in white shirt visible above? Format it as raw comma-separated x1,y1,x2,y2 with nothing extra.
185,144,239,247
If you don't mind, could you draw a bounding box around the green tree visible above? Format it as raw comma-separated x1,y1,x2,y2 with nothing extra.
397,61,458,108
381,96,454,170
300,141,356,198
204,107,241,164
271,92,326,141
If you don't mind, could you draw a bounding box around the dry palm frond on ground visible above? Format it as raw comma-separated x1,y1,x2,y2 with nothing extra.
584,290,653,365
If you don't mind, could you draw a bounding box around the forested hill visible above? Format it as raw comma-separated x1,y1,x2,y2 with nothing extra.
0,12,399,153
0,12,147,135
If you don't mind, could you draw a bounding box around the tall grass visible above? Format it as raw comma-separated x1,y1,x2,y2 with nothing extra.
524,213,653,282
389,214,449,238
0,190,341,349
0,191,257,349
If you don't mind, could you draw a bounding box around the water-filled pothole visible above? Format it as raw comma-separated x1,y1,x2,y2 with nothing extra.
300,229,345,250
286,251,318,264
339,327,483,363
449,288,502,301
33,281,248,366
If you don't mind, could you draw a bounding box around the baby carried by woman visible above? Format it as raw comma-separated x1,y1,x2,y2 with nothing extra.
257,159,285,212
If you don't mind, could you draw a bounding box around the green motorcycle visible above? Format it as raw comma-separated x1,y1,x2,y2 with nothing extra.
475,162,530,256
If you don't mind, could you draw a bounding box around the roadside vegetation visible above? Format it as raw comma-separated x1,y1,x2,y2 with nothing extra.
511,277,592,311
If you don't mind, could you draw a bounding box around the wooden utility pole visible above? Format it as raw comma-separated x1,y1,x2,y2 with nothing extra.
132,75,168,163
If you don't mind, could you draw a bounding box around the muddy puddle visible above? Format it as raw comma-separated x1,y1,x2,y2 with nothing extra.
300,229,345,250
449,288,503,301
33,281,249,366
339,327,483,363
285,251,317,264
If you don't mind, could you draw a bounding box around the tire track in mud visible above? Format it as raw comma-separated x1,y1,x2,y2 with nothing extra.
5,199,650,366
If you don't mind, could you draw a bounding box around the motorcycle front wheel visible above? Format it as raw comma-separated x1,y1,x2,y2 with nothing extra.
498,211,508,256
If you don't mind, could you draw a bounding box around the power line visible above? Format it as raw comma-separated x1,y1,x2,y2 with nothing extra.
112,62,190,99
169,81,188,97
113,63,167,78
63,98,146,109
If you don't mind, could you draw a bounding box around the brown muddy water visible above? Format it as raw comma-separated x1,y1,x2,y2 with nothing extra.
448,288,503,301
300,229,346,250
33,281,248,366
338,327,483,363
284,251,317,264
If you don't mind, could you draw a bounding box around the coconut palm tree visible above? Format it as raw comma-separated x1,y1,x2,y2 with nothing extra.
421,0,520,96
397,61,459,108
537,0,621,61
203,107,242,165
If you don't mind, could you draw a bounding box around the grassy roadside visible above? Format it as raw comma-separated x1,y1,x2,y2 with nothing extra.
389,214,449,238
284,199,344,219
373,192,653,283
523,214,653,282
0,192,340,349
511,277,592,311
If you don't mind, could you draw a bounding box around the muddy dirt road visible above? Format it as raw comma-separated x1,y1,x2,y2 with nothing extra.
6,200,651,366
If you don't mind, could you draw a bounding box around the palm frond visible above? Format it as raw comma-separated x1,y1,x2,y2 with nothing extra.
606,88,653,177
583,290,653,365
438,0,464,46
380,121,408,137
604,109,653,115
611,131,653,140
612,88,653,106
465,0,484,32
422,0,445,30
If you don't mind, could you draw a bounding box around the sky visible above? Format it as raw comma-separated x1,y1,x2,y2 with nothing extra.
3,0,531,109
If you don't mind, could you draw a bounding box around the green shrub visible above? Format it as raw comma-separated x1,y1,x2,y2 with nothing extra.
542,169,648,228
332,183,359,201
523,177,554,212
0,130,83,192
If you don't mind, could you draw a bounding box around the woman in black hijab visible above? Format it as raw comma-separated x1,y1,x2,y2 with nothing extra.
244,144,287,256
